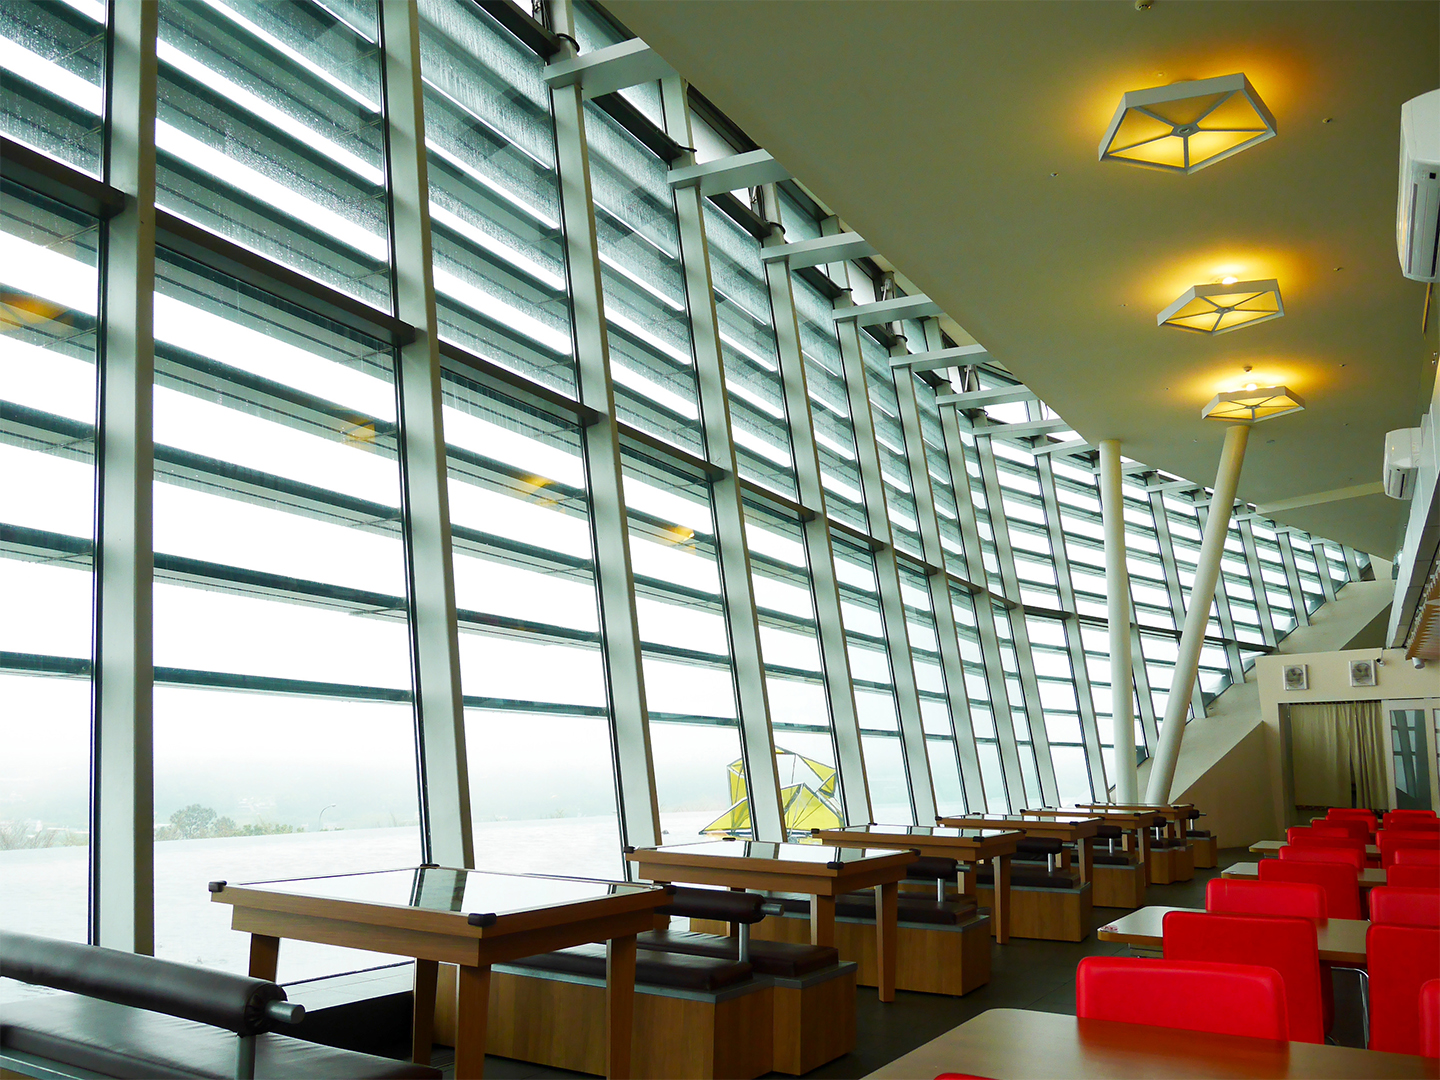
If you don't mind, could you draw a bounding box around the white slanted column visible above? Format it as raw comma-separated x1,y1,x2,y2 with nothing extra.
1145,423,1251,803
1098,440,1138,803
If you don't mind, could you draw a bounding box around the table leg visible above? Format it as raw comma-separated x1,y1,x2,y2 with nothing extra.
454,964,490,1080
412,959,438,1066
606,933,637,1080
810,893,836,947
875,881,897,1004
247,934,280,980
991,854,1011,944
1079,836,1094,885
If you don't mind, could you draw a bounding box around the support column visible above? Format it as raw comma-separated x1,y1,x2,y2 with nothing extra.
1146,423,1250,803
1098,440,1138,803
93,0,157,953
547,0,662,851
380,0,474,869
758,184,871,826
660,76,785,841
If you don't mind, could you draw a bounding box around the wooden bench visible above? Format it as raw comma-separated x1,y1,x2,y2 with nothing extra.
971,863,1093,942
696,891,990,997
1186,810,1218,867
1090,825,1147,908
1147,836,1196,883
0,930,438,1080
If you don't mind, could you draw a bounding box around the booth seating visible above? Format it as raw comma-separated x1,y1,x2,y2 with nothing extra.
971,843,1092,942
1147,834,1194,884
0,930,439,1080
1185,809,1218,868
433,887,855,1078
1090,824,1147,909
693,872,991,997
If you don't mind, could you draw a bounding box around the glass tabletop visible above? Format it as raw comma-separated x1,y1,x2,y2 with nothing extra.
635,840,902,864
825,823,1020,840
942,812,1099,824
234,866,654,918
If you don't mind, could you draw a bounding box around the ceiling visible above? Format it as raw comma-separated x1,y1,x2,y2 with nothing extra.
608,0,1440,558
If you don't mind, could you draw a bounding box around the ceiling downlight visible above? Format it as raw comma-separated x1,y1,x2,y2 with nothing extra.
1099,73,1277,174
1157,278,1284,334
1201,385,1304,422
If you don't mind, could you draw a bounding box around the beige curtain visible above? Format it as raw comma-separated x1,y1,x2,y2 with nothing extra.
1289,701,1388,809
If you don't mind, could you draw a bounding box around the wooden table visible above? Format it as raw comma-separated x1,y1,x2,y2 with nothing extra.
864,1008,1440,1078
211,867,666,1079
1077,802,1194,844
937,812,1102,884
810,824,1022,943
1223,861,1388,888
1026,807,1163,870
1096,905,1370,964
626,839,913,1001
1250,839,1381,858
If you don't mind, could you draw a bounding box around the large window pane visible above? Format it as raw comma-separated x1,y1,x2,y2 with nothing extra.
0,0,106,176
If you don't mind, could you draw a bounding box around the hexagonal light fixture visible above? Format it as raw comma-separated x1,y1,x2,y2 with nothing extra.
1099,73,1276,174
1201,385,1304,422
1158,278,1284,335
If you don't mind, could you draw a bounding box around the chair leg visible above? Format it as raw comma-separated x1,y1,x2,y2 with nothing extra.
236,1034,256,1080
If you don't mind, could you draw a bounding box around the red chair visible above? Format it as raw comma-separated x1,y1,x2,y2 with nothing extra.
1287,832,1368,855
1422,979,1440,1059
1391,864,1440,889
1380,831,1440,868
1279,844,1366,871
1368,924,1440,1054
1075,956,1288,1041
1384,809,1439,829
1311,819,1370,842
1293,824,1355,842
1163,911,1323,1043
1327,807,1377,830
1207,878,1327,919
1259,858,1363,920
1395,847,1440,867
1369,886,1440,928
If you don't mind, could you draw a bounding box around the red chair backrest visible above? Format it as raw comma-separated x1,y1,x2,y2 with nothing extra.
1162,911,1323,1043
1369,887,1440,928
1368,924,1440,1054
1422,979,1440,1059
1258,859,1363,921
1075,956,1288,1041
1295,823,1354,842
1287,832,1367,854
1311,819,1370,842
1384,809,1439,829
1206,878,1327,919
1380,831,1440,868
1391,864,1440,889
1279,844,1366,870
1327,807,1377,826
1395,847,1440,867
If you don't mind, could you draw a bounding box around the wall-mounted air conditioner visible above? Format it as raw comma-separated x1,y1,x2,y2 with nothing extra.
1398,89,1440,282
1384,427,1424,499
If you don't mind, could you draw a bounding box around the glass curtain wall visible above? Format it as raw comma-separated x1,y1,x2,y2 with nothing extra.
0,0,1382,979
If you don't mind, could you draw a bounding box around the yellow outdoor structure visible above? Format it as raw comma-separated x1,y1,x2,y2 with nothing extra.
702,748,843,835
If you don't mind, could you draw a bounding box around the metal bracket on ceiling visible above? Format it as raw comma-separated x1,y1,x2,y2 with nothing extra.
934,383,1035,408
667,148,789,195
759,231,876,269
543,38,675,99
891,343,989,373
831,293,941,326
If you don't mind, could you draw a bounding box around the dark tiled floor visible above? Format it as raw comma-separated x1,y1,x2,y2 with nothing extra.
439,847,1367,1078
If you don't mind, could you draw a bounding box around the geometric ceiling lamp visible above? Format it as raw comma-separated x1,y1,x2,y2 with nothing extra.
1099,73,1277,174
1200,383,1305,422
1158,278,1284,334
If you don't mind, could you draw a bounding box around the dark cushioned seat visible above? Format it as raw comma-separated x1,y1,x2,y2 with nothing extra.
905,856,960,880
1092,851,1137,866
1150,837,1187,850
504,943,752,993
765,893,979,925
974,867,1078,889
658,885,768,923
1096,824,1124,840
1015,837,1065,856
0,996,440,1079
637,930,839,978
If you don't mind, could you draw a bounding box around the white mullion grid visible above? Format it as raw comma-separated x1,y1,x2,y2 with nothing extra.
1148,490,1210,725
1312,539,1339,603
973,435,1060,808
1194,503,1248,684
659,77,785,841
1035,455,1107,802
92,0,158,953
1343,546,1363,583
757,184,871,825
1237,518,1278,648
938,405,1026,810
379,0,474,868
829,266,936,823
1275,530,1310,629
894,320,985,809
1129,622,1161,754
545,0,661,852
